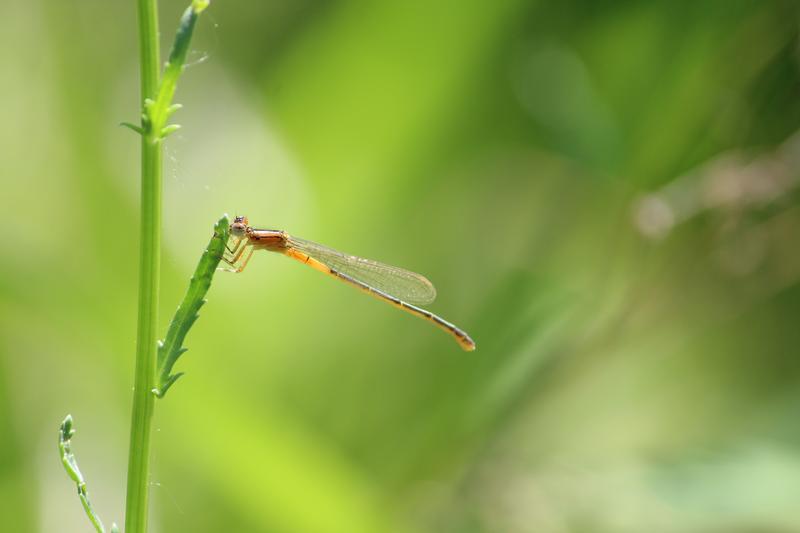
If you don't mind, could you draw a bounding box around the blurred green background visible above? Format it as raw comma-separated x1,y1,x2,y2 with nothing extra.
2,0,800,531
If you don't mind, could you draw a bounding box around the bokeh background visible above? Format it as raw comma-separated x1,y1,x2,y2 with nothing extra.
2,1,800,531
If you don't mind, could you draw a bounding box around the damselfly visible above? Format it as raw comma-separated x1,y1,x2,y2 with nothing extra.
221,216,476,351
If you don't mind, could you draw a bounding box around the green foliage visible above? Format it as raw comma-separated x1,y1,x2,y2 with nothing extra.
155,216,229,398
58,416,118,533
127,0,210,143
124,2,212,532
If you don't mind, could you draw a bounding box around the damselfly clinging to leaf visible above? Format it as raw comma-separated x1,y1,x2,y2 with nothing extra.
221,216,476,351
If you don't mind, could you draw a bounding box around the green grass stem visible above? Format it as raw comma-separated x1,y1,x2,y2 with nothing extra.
124,1,210,531
124,0,161,530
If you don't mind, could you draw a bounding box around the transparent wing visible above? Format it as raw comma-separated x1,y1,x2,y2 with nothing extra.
287,236,437,305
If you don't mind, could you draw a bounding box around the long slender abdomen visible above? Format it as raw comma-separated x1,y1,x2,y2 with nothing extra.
282,247,476,351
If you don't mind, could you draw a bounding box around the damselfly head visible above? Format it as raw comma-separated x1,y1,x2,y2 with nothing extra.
230,216,249,237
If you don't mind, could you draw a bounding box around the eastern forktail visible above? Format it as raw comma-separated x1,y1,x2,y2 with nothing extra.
221,216,476,351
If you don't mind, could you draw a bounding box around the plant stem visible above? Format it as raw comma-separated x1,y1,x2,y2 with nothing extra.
125,0,161,531
59,415,116,533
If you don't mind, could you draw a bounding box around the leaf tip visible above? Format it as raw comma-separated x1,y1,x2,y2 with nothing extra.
120,122,144,135
161,124,182,138
193,0,210,14
154,372,186,399
60,414,75,441
167,103,183,117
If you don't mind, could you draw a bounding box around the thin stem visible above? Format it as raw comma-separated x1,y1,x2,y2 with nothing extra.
124,2,210,530
137,0,160,100
59,415,118,533
125,0,161,531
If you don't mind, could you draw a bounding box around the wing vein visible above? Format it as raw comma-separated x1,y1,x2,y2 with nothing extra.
287,236,437,305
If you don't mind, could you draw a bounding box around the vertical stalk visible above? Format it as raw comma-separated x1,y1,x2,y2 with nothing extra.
125,0,161,531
